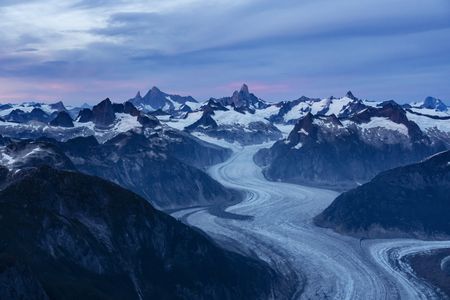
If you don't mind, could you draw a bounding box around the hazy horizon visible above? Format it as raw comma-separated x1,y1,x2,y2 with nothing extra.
0,83,448,106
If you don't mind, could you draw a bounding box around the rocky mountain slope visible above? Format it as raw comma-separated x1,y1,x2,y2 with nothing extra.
255,102,447,188
315,150,450,238
0,166,283,299
1,88,449,188
0,95,237,209
174,85,283,145
0,133,233,210
58,131,234,209
152,87,449,149
128,86,198,114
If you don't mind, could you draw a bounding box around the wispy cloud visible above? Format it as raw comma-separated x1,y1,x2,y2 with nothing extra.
0,0,449,104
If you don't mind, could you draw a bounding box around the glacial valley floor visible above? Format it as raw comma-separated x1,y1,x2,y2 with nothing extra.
172,143,450,299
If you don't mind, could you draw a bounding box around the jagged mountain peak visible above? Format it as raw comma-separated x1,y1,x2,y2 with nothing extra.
421,96,447,111
50,111,74,128
145,86,163,96
240,83,250,94
377,100,401,108
135,91,142,99
224,83,267,110
345,91,358,100
49,101,66,111
129,86,197,112
92,98,115,127
80,102,91,109
96,97,112,105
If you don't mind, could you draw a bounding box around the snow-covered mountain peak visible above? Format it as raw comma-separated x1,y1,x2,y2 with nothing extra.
215,84,268,111
345,90,358,101
129,86,197,113
413,96,448,112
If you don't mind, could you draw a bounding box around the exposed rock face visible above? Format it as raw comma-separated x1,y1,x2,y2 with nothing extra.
255,105,446,188
112,103,125,113
59,131,234,209
129,87,197,112
185,111,218,131
268,96,317,124
345,90,358,101
29,108,52,123
4,109,27,123
149,108,170,116
76,108,94,123
186,113,282,145
0,166,280,300
184,89,282,145
50,111,74,127
49,101,67,111
217,84,268,111
162,129,232,169
0,128,232,210
0,257,49,300
112,102,140,116
267,92,367,124
124,101,140,116
315,151,450,239
0,139,75,176
4,108,51,123
417,96,448,112
92,98,116,128
75,97,156,130
137,114,160,127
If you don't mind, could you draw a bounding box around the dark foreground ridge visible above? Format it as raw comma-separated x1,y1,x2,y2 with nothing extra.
0,166,285,300
315,150,450,239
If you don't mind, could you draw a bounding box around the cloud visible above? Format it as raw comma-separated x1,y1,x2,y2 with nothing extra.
0,0,449,104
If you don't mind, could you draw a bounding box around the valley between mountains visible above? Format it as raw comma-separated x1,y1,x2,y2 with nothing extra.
172,142,450,300
1,84,449,299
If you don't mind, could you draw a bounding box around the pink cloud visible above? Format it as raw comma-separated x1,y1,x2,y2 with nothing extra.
0,77,160,105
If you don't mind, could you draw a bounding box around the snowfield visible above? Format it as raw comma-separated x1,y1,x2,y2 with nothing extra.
357,117,409,136
406,112,450,133
172,142,450,300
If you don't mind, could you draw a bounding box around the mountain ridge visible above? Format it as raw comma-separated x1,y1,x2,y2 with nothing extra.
0,165,285,299
314,150,450,239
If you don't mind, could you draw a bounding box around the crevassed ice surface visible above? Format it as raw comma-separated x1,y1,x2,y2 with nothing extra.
172,141,450,300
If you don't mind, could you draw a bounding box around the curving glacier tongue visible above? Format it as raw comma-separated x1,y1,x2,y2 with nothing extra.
172,142,450,300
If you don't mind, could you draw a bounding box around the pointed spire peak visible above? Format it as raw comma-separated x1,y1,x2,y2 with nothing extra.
345,90,357,100
143,86,164,99
240,83,249,94
49,100,67,111
95,98,112,107
150,86,161,93
135,91,142,99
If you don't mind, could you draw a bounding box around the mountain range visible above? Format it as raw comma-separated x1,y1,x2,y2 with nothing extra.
0,165,284,299
1,84,450,298
1,84,449,188
315,150,450,239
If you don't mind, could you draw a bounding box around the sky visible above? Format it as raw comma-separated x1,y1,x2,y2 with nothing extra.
0,0,449,105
